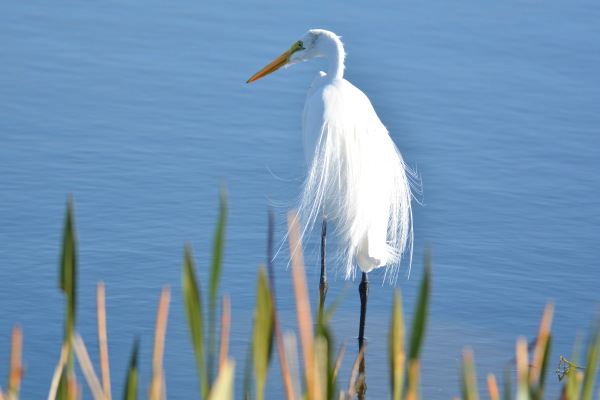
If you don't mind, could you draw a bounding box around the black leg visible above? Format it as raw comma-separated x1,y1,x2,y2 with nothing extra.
318,217,328,323
358,272,369,347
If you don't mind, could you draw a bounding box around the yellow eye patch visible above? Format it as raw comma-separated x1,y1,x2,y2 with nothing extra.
290,40,305,53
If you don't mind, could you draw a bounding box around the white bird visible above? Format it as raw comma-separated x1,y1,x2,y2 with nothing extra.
247,29,419,344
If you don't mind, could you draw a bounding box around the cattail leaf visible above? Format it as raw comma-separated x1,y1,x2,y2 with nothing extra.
566,336,583,399
529,303,554,399
208,187,228,380
59,197,77,343
209,187,228,313
252,267,274,400
122,338,140,400
535,334,552,398
182,245,209,398
408,251,431,362
389,289,405,400
314,324,335,398
58,197,78,399
582,320,600,400
314,335,329,400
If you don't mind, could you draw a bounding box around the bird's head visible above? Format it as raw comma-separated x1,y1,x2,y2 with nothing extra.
246,30,335,83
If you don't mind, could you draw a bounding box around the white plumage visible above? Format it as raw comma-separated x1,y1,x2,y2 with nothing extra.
248,29,419,283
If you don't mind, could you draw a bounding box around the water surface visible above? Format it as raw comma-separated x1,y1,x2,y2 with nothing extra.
1,1,599,398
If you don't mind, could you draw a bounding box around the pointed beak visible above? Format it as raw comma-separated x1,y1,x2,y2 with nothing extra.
246,49,294,83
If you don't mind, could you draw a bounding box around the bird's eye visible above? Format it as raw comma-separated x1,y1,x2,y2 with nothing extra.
289,40,304,53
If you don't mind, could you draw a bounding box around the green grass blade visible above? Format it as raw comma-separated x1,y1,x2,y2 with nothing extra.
528,304,553,400
56,367,68,400
59,197,77,346
534,334,552,399
314,334,330,400
209,187,228,314
57,197,78,400
582,320,600,400
208,187,228,381
389,289,405,400
320,326,337,400
182,244,209,398
408,251,431,362
566,335,583,399
122,338,140,400
253,267,274,400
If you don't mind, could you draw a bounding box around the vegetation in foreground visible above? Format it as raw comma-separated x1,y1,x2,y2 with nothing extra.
0,192,598,400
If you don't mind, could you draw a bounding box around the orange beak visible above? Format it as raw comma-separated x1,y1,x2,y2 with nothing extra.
246,49,294,83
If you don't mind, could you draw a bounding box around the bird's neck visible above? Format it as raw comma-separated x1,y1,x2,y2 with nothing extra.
322,34,345,80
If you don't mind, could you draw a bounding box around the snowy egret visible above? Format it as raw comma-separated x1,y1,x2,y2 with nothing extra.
247,29,419,345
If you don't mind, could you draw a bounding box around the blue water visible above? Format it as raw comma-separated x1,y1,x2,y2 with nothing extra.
1,1,599,398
